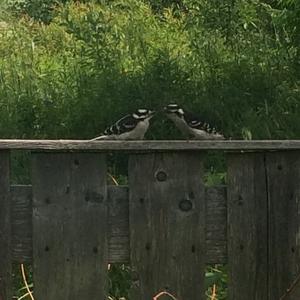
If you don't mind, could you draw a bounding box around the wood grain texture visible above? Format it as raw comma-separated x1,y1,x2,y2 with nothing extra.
0,151,11,300
206,186,227,264
11,185,32,263
128,153,206,300
266,151,300,300
227,153,268,300
107,186,129,263
0,139,299,150
31,153,108,300
11,185,227,264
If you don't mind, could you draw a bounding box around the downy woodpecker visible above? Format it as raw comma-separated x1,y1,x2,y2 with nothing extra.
164,104,224,140
91,109,155,140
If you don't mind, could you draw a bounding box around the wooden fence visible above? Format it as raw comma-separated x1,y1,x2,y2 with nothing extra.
0,140,300,300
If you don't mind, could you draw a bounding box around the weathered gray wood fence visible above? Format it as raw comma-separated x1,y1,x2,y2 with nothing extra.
0,140,300,300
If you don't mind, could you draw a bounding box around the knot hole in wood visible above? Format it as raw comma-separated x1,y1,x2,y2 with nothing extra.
155,170,167,182
178,199,193,212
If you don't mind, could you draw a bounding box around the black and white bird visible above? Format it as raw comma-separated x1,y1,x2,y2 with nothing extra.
91,109,155,140
164,103,224,140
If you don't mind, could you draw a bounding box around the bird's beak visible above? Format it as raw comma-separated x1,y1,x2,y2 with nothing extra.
145,110,156,120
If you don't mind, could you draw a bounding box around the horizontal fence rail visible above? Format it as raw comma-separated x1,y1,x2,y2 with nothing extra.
0,139,300,150
11,185,227,264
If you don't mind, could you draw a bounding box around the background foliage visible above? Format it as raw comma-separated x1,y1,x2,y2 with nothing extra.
0,0,299,299
0,0,299,141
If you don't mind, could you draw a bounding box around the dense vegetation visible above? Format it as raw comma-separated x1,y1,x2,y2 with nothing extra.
1,0,299,299
0,0,299,141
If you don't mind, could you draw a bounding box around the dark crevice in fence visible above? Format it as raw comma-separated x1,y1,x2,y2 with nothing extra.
0,151,11,300
263,154,270,300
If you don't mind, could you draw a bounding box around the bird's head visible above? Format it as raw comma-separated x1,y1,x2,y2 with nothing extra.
132,109,155,120
164,103,184,118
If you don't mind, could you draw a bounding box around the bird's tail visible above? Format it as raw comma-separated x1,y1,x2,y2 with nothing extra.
90,135,109,141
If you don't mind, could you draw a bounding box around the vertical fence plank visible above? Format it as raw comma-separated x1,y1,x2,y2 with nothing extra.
266,151,300,300
128,152,205,300
0,151,11,300
31,153,107,300
227,153,268,300
11,185,32,262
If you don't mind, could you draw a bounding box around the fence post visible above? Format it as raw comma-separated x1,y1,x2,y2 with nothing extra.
0,151,11,300
128,152,206,300
227,153,268,300
31,153,108,300
266,151,300,299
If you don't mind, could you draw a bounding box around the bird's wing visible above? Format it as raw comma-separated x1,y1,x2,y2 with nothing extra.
104,114,138,135
183,111,219,134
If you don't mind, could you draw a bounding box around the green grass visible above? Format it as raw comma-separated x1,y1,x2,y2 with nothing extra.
13,264,228,299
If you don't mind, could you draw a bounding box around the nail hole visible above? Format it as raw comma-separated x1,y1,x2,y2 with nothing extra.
238,195,243,205
145,243,151,251
74,159,79,166
291,247,295,253
277,165,282,170
45,197,50,204
93,246,98,254
45,246,50,252
65,186,70,194
139,198,144,204
240,244,244,251
191,245,196,253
